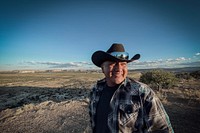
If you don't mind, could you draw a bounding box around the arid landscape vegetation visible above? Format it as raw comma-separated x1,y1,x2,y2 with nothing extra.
0,68,200,133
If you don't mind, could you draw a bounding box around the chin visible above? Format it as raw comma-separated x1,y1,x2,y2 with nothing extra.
113,78,124,84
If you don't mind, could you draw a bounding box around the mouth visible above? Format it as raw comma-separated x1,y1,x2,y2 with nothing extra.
112,71,122,77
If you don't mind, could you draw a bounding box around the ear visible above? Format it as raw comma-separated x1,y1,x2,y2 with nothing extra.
101,66,105,73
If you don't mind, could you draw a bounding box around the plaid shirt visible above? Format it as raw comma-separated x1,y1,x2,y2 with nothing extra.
89,77,174,133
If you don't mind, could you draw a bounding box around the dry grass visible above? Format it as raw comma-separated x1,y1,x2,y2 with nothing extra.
0,100,89,133
0,71,200,133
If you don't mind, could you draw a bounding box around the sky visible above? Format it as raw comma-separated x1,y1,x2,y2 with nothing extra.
0,0,200,70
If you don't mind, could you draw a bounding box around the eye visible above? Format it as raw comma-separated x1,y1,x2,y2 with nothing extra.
120,62,127,66
109,62,116,67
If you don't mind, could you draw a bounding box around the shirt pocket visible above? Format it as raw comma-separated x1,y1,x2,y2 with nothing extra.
119,103,140,126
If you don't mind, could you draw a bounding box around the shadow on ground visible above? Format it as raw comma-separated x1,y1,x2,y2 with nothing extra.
0,86,90,111
164,93,200,133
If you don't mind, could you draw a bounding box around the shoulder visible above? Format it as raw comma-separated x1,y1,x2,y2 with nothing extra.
91,78,106,91
97,78,106,85
126,77,153,96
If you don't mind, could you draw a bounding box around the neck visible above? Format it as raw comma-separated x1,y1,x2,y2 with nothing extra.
106,79,123,87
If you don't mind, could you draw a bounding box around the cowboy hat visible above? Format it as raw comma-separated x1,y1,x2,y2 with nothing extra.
91,43,140,67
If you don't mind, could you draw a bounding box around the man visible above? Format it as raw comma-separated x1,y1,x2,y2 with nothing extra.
89,43,174,133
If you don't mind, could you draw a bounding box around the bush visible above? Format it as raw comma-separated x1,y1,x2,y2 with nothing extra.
139,69,178,91
175,71,200,80
175,72,192,80
190,71,200,79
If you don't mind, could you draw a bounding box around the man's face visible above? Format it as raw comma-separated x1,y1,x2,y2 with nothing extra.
101,61,128,87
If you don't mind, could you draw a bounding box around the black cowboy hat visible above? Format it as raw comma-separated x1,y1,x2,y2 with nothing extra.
91,43,140,67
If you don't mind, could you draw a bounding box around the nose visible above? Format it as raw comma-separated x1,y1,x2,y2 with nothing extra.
114,62,122,70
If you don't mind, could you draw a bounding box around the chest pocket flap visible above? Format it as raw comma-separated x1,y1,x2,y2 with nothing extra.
119,101,140,126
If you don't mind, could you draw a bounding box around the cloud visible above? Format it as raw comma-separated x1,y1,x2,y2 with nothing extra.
178,61,200,67
22,61,93,69
175,57,186,61
193,52,200,59
23,61,63,65
51,62,93,68
129,56,199,69
195,53,200,56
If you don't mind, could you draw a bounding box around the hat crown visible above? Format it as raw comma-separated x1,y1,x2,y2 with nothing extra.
107,43,125,53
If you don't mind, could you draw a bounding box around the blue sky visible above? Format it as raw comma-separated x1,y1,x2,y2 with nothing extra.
0,0,200,70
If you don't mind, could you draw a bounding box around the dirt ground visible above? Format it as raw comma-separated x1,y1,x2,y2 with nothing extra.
0,71,200,133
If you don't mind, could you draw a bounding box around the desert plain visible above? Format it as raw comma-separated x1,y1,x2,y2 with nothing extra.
0,70,200,133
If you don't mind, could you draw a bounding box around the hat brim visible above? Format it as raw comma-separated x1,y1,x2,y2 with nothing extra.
92,51,140,67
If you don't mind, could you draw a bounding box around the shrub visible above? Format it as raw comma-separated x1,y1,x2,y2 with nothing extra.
175,72,192,80
190,71,200,79
139,69,178,91
175,71,200,80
